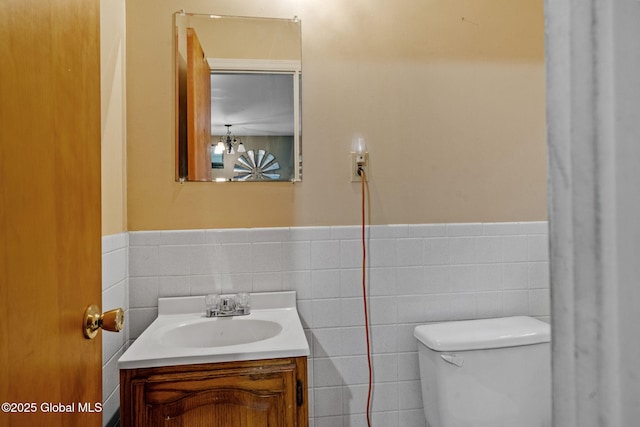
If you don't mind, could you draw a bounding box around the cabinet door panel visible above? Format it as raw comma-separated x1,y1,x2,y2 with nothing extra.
160,398,282,427
148,384,289,426
121,357,306,427
141,361,296,426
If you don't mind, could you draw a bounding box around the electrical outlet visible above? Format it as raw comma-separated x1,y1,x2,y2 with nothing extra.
351,152,368,182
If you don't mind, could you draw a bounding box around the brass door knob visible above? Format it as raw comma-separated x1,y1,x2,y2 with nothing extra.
83,305,124,339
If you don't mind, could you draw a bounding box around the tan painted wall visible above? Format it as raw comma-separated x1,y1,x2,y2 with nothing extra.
193,15,301,60
101,0,127,235
127,0,546,230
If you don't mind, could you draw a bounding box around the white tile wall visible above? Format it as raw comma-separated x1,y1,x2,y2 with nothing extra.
102,233,129,427
126,222,550,426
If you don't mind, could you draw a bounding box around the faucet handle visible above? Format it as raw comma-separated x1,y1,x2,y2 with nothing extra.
205,294,220,316
235,292,251,314
205,294,220,309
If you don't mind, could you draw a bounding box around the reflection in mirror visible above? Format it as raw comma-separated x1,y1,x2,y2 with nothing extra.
174,12,302,182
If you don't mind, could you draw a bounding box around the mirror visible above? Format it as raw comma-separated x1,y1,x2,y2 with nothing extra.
174,12,302,182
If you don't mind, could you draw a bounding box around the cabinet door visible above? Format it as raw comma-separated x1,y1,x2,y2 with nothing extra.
136,361,297,426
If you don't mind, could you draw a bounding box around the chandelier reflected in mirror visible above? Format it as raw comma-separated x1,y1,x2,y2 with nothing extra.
214,124,246,155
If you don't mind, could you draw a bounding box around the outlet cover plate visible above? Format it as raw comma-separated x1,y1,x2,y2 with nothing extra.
351,152,368,182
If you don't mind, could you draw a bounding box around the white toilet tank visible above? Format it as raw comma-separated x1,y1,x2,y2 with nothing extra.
414,316,551,427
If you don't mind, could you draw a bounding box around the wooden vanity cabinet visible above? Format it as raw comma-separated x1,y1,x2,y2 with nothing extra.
120,356,308,427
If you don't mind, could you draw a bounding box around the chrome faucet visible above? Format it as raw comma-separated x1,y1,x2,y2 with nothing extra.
205,293,251,317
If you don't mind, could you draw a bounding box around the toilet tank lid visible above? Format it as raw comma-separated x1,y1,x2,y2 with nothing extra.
414,316,550,351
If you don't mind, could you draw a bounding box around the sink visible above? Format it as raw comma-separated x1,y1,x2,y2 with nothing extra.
159,318,282,348
118,291,310,369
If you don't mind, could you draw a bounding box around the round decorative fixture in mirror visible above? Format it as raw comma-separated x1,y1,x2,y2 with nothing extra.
234,149,281,180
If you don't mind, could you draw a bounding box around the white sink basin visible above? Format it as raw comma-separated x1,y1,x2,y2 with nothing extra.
159,318,283,348
118,291,309,369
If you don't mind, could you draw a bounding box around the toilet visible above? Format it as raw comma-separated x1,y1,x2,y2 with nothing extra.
414,316,551,427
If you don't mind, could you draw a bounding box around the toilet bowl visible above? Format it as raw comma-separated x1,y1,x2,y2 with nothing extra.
414,316,551,427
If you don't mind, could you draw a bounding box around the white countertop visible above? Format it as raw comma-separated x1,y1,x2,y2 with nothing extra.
118,291,310,370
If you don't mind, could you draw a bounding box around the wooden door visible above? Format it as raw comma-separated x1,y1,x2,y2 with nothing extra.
186,27,212,181
0,0,102,426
